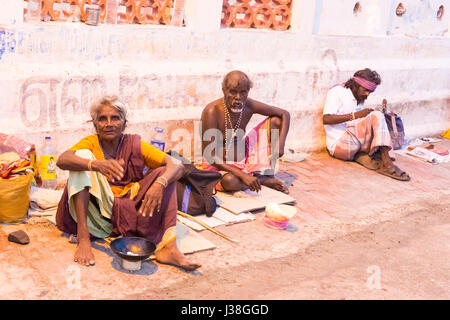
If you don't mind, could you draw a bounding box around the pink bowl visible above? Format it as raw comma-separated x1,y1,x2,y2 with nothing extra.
263,215,289,230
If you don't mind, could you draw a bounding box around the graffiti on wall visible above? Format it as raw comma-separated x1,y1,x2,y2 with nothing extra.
20,76,106,128
17,49,340,129
0,29,17,61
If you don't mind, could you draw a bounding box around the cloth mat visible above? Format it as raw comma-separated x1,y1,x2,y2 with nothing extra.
27,186,64,224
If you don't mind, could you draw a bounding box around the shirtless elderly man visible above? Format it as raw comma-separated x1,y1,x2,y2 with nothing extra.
323,68,410,181
200,70,291,193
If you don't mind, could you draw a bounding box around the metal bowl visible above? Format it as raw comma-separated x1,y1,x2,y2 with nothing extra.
109,237,156,262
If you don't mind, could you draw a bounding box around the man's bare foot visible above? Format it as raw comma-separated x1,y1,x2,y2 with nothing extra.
257,175,289,194
74,239,95,266
155,240,201,271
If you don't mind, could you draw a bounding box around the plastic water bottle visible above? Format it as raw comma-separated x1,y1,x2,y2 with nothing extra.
39,136,57,189
150,127,166,152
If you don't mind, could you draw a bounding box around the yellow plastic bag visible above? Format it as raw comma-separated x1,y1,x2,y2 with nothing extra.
0,171,35,223
442,129,450,139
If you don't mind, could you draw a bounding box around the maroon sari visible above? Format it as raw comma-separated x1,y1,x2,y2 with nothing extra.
55,134,177,245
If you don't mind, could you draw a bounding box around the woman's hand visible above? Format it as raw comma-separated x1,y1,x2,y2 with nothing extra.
92,159,125,182
138,183,165,217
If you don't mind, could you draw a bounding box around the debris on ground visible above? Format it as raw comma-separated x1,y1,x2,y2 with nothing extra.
281,149,310,163
7,230,30,245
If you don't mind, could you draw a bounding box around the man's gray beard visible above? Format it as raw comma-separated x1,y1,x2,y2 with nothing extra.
229,106,244,113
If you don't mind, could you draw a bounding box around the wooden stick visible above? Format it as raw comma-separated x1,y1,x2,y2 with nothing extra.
177,210,239,244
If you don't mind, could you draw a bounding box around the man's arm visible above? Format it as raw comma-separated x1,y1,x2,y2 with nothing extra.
159,154,184,184
322,87,372,125
323,108,374,125
250,99,290,157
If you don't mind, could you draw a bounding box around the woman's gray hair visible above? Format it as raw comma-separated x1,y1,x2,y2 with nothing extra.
90,95,128,125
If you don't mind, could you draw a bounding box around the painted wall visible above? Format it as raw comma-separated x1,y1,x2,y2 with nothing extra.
0,0,449,184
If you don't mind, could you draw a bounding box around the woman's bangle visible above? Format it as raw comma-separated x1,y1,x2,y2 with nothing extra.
87,159,94,171
155,179,167,188
351,112,355,120
158,176,168,186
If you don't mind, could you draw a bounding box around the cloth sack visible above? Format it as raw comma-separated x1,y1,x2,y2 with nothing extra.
167,151,222,217
384,111,405,150
0,171,35,223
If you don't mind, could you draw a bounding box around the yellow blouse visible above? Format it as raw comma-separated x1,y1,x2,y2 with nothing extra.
68,134,167,197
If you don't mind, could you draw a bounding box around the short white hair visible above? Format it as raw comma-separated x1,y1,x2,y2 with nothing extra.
222,70,253,91
90,95,127,124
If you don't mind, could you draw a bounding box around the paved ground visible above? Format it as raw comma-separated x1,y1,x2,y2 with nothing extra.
0,139,449,301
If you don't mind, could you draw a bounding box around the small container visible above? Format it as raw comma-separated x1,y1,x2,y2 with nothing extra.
263,203,297,230
150,127,166,152
263,216,290,230
39,136,57,190
122,260,142,271
85,5,100,26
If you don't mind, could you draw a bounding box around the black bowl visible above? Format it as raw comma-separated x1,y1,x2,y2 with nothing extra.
109,237,156,262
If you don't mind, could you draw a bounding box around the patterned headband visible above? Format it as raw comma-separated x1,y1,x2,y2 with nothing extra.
353,76,378,92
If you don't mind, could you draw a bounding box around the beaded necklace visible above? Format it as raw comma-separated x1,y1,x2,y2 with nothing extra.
223,98,244,159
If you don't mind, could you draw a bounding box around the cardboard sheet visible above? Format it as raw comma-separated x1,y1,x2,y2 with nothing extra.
214,186,296,214
175,223,216,255
177,207,256,231
212,207,256,224
177,215,226,232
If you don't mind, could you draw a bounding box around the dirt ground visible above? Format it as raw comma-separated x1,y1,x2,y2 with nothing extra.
0,139,449,301
146,201,450,300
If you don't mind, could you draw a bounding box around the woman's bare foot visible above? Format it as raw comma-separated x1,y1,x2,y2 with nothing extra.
74,239,95,266
257,174,289,194
155,240,201,271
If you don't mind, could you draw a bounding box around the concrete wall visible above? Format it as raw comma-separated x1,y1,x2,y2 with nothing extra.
0,0,449,181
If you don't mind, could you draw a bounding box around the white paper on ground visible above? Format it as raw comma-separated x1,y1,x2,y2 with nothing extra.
177,214,226,232
212,207,255,224
215,186,296,214
396,147,450,164
177,207,256,231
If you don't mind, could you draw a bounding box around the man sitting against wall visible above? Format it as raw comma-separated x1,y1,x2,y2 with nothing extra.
322,68,410,181
200,70,291,193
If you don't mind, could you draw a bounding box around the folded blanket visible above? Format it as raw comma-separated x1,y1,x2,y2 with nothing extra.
29,186,64,210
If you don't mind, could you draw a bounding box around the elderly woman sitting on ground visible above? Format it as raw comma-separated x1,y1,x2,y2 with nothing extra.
55,95,201,271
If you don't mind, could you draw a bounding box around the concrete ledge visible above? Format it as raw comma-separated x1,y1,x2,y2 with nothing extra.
0,23,449,164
